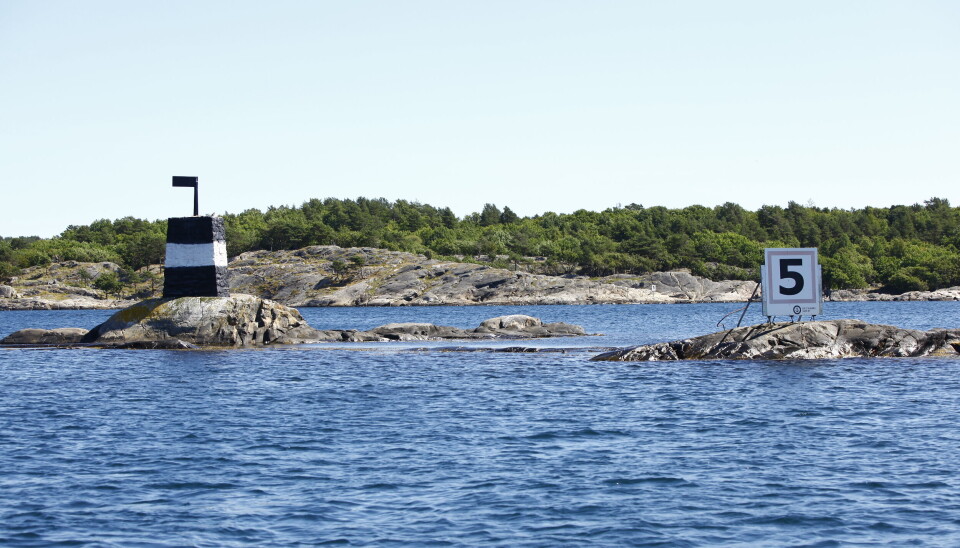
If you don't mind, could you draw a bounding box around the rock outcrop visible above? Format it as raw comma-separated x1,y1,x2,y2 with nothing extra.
229,247,676,306
591,320,960,361
82,294,323,347
474,314,586,338
0,295,137,311
1,295,586,348
0,261,139,310
828,287,960,302
4,246,957,310
0,285,20,299
363,315,586,341
602,271,757,302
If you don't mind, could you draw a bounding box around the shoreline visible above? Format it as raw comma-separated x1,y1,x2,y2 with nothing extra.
2,250,958,311
2,290,959,311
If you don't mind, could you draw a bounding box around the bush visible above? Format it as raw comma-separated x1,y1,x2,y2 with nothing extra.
15,239,120,267
883,270,928,293
821,246,874,289
0,261,20,281
14,249,51,268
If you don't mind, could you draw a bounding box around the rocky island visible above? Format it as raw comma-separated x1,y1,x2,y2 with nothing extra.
592,320,960,361
0,294,586,349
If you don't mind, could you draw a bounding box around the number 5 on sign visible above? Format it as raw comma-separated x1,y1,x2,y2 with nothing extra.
761,248,822,318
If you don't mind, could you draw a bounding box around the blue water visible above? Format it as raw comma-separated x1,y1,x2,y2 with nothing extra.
1,302,959,546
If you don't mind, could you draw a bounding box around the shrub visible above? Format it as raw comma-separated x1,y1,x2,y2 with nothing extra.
883,270,928,293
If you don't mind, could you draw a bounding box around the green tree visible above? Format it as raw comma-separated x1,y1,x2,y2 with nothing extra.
330,259,348,280
479,204,502,227
821,246,874,289
11,195,960,289
94,271,124,298
499,206,520,224
224,209,268,257
115,231,165,270
0,239,18,280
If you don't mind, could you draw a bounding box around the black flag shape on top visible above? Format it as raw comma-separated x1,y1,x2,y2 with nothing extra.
172,176,198,188
172,176,199,216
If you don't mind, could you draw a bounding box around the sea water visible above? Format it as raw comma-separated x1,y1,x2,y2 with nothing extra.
1,302,959,546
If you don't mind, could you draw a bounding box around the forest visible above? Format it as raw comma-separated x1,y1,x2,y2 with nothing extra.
2,197,959,293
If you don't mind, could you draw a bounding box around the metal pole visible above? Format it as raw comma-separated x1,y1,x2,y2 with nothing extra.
736,282,761,328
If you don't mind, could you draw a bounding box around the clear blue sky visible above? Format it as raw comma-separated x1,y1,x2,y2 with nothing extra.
2,1,958,237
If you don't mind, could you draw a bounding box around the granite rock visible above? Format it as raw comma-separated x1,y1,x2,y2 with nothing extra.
0,285,19,299
827,286,960,302
82,294,322,347
4,296,588,348
323,315,587,342
592,320,960,361
228,246,673,306
602,271,757,301
5,250,957,310
474,314,586,338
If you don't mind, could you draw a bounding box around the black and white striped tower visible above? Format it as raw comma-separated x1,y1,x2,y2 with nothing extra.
163,177,230,298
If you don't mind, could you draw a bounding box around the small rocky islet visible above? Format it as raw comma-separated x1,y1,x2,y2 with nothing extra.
2,294,959,361
0,294,586,349
592,320,960,361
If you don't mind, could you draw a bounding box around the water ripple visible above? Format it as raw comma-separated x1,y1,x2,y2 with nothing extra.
3,304,960,545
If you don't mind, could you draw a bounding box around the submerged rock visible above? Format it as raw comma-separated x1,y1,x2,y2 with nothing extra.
0,327,89,345
592,320,960,361
369,322,471,341
109,339,200,350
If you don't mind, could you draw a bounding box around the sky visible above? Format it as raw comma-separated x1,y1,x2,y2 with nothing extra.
1,1,958,237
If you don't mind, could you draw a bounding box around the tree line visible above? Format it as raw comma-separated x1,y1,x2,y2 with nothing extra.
2,197,959,293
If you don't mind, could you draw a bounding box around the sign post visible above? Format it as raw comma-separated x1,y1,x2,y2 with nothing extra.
761,248,822,320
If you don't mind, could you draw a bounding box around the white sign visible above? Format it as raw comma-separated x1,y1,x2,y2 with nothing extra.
761,248,822,317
